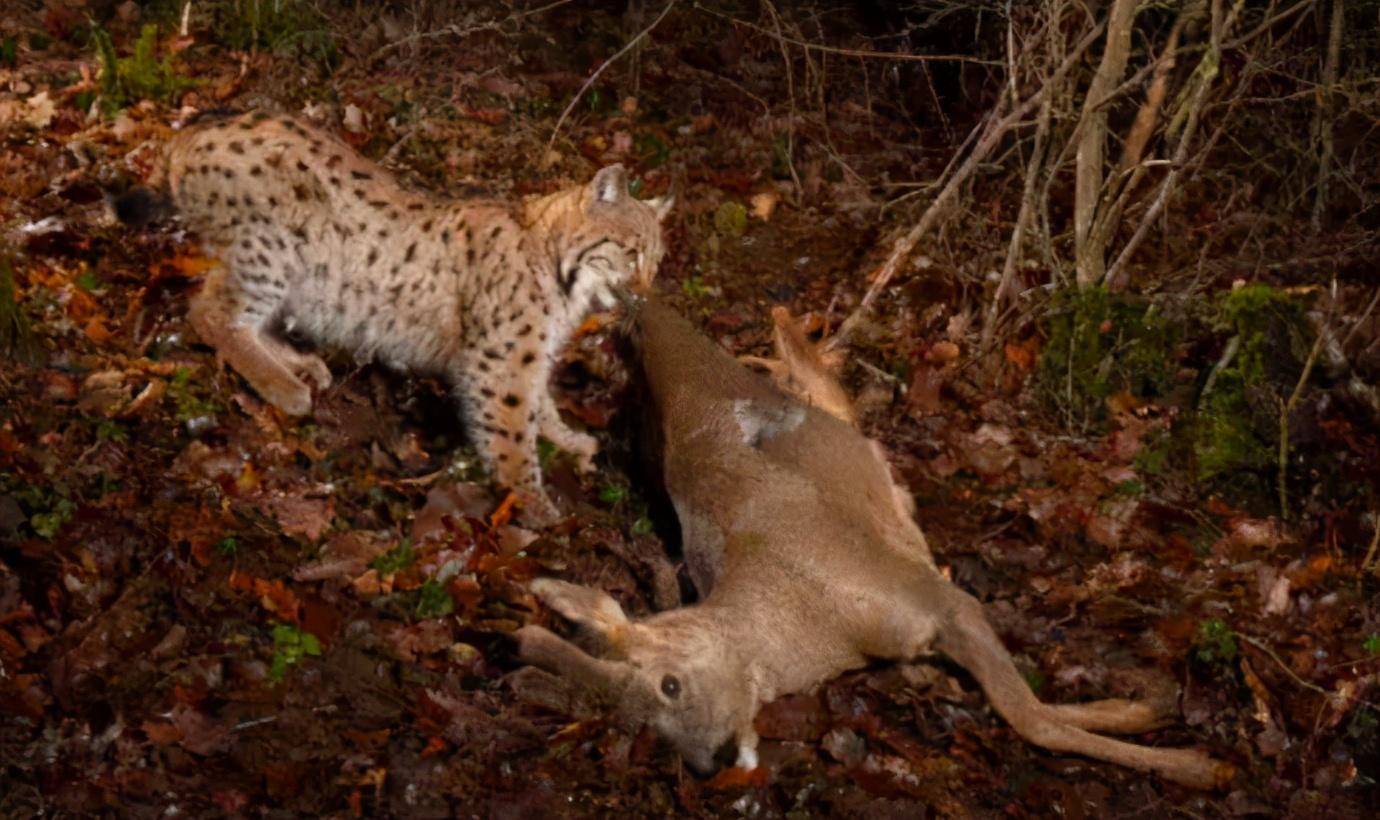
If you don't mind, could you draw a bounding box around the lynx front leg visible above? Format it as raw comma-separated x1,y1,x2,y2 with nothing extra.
457,356,559,527
189,266,313,416
537,392,598,473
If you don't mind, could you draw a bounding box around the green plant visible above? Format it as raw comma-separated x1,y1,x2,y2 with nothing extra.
598,483,628,505
215,536,239,557
269,623,321,681
681,275,711,299
2,476,76,540
93,24,196,114
1364,634,1380,656
415,579,455,618
369,540,415,574
94,419,128,443
74,270,102,292
1193,618,1238,665
168,366,220,422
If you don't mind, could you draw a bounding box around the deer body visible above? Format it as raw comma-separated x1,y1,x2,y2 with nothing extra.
518,297,1231,788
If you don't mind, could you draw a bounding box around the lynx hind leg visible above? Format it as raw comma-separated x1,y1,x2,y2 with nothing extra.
537,394,598,473
457,366,558,526
189,264,312,416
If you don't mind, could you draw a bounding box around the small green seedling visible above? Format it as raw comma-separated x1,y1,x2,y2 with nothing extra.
369,539,415,574
269,623,321,681
416,579,455,618
1193,618,1238,665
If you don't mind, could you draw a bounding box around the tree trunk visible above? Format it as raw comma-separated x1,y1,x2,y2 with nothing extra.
1073,0,1139,288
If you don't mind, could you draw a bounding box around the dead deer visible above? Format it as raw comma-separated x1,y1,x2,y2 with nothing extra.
516,296,1233,788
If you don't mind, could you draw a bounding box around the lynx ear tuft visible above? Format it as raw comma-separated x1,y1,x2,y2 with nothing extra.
589,164,628,205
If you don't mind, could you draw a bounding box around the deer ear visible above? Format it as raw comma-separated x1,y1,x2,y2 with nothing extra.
588,164,628,206
530,578,630,638
646,193,674,222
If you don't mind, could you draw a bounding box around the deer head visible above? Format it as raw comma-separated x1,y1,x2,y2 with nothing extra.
517,579,759,772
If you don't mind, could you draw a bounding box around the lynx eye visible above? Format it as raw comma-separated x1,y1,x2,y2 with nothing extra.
660,674,681,699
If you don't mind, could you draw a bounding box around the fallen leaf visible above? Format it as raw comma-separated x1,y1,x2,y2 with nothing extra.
24,91,56,129
705,765,770,790
268,495,334,541
749,191,779,221
343,103,366,133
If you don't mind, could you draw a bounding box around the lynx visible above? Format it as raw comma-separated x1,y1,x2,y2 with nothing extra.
119,111,672,524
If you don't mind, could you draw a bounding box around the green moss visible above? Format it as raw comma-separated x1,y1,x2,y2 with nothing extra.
714,201,748,238
1192,284,1312,486
1038,286,1182,428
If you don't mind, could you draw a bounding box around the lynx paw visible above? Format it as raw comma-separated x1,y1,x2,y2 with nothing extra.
562,431,599,473
517,489,562,529
543,424,598,473
263,380,313,417
290,354,332,392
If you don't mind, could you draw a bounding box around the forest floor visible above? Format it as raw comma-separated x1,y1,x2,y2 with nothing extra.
2,3,1378,817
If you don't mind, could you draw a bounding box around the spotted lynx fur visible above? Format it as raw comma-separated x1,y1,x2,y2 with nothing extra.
121,111,671,524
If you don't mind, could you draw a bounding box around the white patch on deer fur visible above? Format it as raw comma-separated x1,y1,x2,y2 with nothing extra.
736,743,759,770
732,399,804,446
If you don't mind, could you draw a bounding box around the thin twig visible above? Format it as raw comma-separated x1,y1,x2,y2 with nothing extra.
1198,335,1239,410
1340,286,1380,350
693,2,999,65
1278,281,1333,520
546,0,677,153
1361,515,1380,574
1238,633,1380,712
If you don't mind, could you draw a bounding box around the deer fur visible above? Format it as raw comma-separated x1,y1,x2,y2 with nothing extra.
516,297,1233,788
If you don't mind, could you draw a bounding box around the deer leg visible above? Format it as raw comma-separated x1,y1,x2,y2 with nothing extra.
1046,697,1173,734
934,589,1233,790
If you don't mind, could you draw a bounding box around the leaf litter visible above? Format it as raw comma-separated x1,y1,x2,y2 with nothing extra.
0,3,1377,817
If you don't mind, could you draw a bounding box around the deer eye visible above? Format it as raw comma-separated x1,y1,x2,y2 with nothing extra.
660,674,681,699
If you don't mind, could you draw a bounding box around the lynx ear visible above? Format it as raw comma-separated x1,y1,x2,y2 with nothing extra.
589,164,628,206
647,193,674,222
